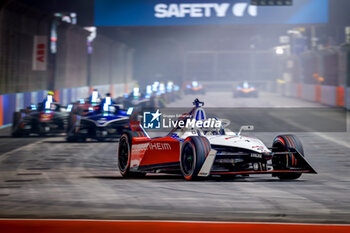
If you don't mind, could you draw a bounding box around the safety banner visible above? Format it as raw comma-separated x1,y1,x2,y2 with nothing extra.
32,35,48,71
94,0,328,26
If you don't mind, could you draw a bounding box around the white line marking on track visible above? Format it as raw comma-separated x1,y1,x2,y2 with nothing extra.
0,138,47,162
313,132,350,149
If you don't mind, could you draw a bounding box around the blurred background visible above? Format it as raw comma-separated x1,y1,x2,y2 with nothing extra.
0,0,350,118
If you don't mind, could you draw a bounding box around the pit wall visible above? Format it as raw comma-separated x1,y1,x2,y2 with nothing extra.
0,82,136,127
280,83,347,109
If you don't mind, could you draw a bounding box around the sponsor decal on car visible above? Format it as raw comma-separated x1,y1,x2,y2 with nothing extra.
251,153,262,159
132,142,172,153
252,145,266,151
148,142,172,150
132,143,149,153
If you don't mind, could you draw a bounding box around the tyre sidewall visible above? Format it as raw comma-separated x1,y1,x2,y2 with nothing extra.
180,136,209,180
273,135,304,180
118,133,132,176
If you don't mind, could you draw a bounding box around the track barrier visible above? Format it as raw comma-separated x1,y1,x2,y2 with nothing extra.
336,86,345,107
0,96,3,126
280,83,349,110
0,82,135,127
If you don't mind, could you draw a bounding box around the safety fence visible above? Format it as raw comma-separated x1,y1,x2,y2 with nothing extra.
280,83,347,109
0,82,136,127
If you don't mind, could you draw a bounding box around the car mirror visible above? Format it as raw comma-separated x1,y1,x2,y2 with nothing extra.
238,125,254,135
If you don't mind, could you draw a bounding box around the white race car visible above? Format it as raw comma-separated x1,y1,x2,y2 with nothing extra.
117,99,316,180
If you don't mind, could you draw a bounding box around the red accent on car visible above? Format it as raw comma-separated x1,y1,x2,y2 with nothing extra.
39,112,54,122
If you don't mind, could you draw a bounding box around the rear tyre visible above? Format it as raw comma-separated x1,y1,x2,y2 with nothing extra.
180,136,211,181
11,112,23,137
66,135,78,142
118,132,146,178
66,114,82,142
39,125,47,137
272,135,304,180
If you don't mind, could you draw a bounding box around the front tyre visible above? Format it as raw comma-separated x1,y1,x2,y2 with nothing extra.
272,135,304,180
180,136,211,181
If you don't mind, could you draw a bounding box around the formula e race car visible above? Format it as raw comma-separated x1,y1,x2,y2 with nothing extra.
66,96,132,141
117,99,316,180
12,102,68,137
120,95,161,113
118,86,167,114
183,81,206,95
233,81,258,98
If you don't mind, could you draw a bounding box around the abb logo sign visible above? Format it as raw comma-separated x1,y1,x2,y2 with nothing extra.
32,36,47,71
36,43,45,63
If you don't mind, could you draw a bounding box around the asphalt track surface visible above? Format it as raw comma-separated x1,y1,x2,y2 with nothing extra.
0,92,349,224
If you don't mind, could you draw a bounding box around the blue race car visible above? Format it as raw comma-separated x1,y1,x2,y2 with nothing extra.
66,95,132,142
